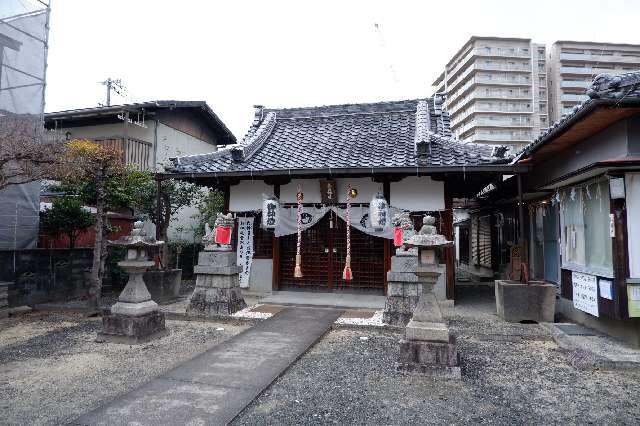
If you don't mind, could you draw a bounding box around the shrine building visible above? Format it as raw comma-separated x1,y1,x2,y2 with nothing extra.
164,98,520,300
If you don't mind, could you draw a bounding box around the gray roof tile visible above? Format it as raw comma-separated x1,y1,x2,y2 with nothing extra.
168,98,507,175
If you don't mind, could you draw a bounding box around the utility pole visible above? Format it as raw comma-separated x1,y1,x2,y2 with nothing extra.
100,78,125,106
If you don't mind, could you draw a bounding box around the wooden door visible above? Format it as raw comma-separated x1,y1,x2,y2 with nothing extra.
329,215,385,292
279,215,331,290
279,214,385,293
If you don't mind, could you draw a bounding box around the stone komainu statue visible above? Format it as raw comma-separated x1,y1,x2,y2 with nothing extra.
202,213,234,251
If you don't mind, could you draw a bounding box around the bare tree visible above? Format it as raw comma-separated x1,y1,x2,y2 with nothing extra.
0,115,63,190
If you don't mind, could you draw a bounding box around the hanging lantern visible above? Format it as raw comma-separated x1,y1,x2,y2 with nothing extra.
343,184,353,281
261,195,280,229
369,192,389,231
294,184,303,278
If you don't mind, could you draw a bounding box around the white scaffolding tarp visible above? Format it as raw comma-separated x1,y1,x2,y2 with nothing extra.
0,1,50,249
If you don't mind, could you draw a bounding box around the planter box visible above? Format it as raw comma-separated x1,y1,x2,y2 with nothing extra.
495,280,555,323
143,269,182,301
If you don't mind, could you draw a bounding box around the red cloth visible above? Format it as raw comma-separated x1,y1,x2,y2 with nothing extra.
393,228,403,247
215,226,232,245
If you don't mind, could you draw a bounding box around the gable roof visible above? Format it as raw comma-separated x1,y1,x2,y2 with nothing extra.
515,71,640,163
166,98,510,177
44,100,236,145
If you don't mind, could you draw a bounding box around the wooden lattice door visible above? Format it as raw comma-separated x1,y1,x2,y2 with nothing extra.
279,213,385,293
279,215,331,290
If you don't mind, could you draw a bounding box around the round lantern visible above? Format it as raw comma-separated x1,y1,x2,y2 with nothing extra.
369,192,389,231
262,195,280,229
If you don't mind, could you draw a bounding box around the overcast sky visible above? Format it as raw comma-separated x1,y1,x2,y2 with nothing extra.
45,0,640,138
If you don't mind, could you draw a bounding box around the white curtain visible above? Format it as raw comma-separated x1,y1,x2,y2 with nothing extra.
561,191,586,266
627,173,640,278
274,205,402,239
584,180,612,270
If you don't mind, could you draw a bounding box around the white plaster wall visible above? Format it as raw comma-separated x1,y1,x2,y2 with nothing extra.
627,173,640,278
335,178,383,203
390,176,444,211
59,123,152,143
280,179,322,203
155,122,217,171
280,178,383,204
229,181,274,211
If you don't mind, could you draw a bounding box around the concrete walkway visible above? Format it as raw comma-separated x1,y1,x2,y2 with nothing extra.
74,307,343,426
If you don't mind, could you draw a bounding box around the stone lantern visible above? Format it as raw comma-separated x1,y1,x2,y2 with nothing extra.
98,220,167,344
399,215,460,377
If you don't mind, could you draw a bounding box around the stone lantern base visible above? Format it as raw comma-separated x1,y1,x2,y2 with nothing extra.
97,260,168,344
98,311,168,344
186,250,246,317
398,264,460,378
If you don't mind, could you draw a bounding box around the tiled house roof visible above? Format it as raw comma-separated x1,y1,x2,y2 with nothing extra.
167,98,509,176
516,71,640,160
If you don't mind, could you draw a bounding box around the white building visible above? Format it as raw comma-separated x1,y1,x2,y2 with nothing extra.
547,40,640,122
44,100,236,240
432,36,548,147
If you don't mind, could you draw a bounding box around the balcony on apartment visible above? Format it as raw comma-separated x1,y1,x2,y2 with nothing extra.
451,103,533,127
467,130,533,143
443,62,533,94
560,93,588,103
456,116,532,135
444,46,532,83
92,137,152,170
561,79,590,89
560,52,640,64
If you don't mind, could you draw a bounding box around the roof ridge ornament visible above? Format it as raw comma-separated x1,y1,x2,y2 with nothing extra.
232,112,277,163
587,71,640,100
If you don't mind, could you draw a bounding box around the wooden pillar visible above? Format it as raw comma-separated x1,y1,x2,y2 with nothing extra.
611,196,630,319
443,181,455,300
382,181,392,295
272,183,281,291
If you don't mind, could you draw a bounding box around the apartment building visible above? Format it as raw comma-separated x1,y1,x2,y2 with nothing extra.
432,37,548,147
547,41,640,121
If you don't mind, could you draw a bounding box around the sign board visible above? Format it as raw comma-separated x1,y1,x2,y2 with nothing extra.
628,284,640,318
572,271,599,317
598,278,613,300
236,217,255,289
319,179,337,204
609,177,626,199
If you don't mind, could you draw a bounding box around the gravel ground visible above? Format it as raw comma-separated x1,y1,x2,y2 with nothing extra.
0,311,249,425
235,289,640,425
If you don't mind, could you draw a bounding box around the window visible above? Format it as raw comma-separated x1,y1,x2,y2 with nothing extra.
559,179,613,276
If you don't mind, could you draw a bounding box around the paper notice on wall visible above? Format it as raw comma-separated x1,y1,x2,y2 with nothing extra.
237,217,255,289
598,279,613,300
572,271,599,317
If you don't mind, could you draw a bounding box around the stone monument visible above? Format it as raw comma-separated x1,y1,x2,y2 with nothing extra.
399,215,460,377
98,220,167,344
383,212,420,326
187,213,247,316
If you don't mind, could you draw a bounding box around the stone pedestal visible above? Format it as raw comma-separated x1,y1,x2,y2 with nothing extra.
186,250,246,317
99,260,167,344
398,257,460,377
383,250,421,326
0,282,10,318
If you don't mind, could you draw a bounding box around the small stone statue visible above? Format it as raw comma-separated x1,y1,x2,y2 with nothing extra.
408,214,450,246
203,213,235,251
392,211,416,255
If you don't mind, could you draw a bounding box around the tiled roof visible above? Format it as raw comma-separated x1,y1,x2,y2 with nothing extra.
516,71,640,160
167,98,509,175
